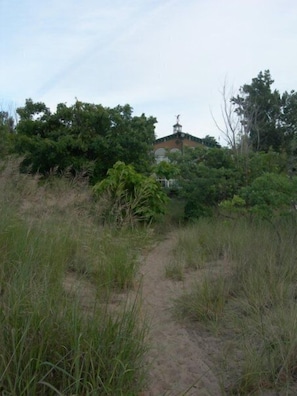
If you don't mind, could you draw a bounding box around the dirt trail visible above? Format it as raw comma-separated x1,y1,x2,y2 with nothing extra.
140,233,221,396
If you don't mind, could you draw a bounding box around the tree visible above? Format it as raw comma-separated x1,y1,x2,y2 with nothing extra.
241,173,297,219
212,80,243,152
0,109,16,157
202,135,221,148
152,161,180,180
0,111,14,133
232,70,283,152
280,90,297,173
215,72,297,156
281,90,297,142
14,99,156,182
167,146,241,219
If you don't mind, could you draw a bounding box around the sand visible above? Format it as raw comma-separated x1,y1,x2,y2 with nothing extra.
139,233,221,396
63,232,223,395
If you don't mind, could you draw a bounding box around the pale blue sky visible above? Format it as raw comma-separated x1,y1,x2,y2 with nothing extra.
1,0,297,142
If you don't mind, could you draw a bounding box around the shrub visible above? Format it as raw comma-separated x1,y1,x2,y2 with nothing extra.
93,161,168,226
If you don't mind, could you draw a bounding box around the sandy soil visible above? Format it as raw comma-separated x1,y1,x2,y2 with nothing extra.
63,233,223,395
139,233,222,396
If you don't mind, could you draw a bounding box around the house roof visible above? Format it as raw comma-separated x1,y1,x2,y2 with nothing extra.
155,132,204,145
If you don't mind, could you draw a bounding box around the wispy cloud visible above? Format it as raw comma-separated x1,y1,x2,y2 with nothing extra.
1,0,297,140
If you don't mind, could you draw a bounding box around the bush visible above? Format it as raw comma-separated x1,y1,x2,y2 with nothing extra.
93,161,168,226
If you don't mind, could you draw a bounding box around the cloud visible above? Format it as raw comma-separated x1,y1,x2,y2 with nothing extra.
1,0,297,142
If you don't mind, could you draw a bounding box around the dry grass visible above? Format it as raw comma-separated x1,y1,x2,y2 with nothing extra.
0,158,150,395
171,217,297,394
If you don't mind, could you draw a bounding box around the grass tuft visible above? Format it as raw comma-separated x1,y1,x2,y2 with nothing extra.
174,276,231,323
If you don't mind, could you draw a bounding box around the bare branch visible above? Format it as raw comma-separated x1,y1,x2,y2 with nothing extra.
211,78,242,151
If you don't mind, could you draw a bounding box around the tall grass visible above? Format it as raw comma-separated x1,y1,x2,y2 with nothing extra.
0,159,149,395
172,216,297,394
174,218,231,269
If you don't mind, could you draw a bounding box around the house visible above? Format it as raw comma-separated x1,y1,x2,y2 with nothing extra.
154,116,206,163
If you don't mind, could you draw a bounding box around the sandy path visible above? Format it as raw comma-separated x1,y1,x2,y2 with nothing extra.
140,233,221,396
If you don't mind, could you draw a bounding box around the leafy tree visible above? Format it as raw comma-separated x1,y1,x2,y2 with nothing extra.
281,90,297,143
233,149,288,189
14,99,156,182
248,150,287,180
182,164,241,219
240,173,297,219
93,161,168,226
0,111,14,133
0,110,15,156
202,135,221,148
216,71,297,158
220,172,297,222
232,70,283,152
202,147,234,169
164,137,296,221
152,160,180,180
168,146,241,219
280,90,297,173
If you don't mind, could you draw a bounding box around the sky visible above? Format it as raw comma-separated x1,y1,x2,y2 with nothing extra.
1,0,297,144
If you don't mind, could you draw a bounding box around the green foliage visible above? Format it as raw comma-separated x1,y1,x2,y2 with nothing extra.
220,194,245,209
241,173,297,218
171,78,297,221
152,160,180,180
93,161,168,226
231,70,297,155
232,70,283,152
202,134,221,148
14,99,156,182
170,147,241,220
0,110,15,156
219,195,246,218
245,149,288,183
166,138,295,221
281,90,297,148
222,173,297,220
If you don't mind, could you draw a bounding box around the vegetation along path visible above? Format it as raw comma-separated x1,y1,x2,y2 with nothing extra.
139,233,221,396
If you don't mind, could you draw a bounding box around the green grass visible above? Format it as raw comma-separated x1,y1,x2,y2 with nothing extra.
0,160,150,395
173,218,232,269
0,286,147,395
171,216,297,394
174,276,232,323
165,256,185,281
